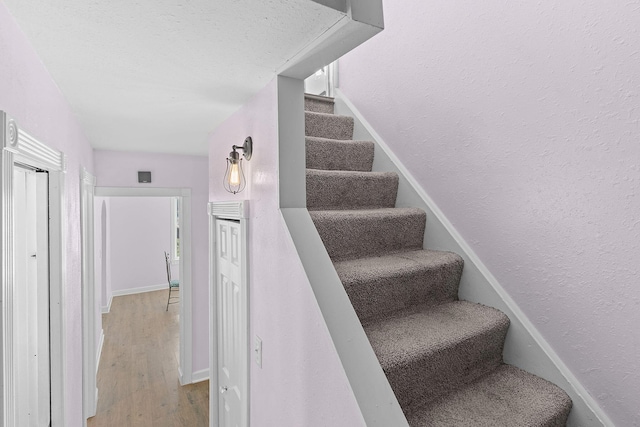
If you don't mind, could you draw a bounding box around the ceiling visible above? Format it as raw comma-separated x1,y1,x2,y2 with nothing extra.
4,0,344,155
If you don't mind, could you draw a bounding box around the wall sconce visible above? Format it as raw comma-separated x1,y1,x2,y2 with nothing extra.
223,136,253,194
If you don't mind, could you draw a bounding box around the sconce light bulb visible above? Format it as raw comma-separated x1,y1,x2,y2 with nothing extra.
223,137,252,194
229,162,241,186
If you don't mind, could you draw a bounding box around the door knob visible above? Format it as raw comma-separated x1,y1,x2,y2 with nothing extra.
220,386,228,394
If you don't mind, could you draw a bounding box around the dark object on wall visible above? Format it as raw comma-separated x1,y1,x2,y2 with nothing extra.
138,171,152,183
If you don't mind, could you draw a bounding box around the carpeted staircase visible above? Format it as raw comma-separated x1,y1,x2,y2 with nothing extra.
304,93,573,426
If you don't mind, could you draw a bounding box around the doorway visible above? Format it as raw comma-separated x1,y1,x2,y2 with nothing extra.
93,187,194,385
14,165,51,426
208,201,249,427
1,111,67,426
303,61,337,97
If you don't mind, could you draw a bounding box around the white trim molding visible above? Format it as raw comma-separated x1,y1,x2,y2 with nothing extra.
111,283,168,297
94,186,194,386
208,200,249,427
95,329,104,409
170,197,180,263
81,167,98,421
96,329,105,376
1,111,67,427
101,296,113,314
208,200,249,219
81,169,96,186
2,114,66,172
191,368,210,384
95,186,182,198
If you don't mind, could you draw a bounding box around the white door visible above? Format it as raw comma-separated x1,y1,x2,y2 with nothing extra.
13,166,51,426
216,219,247,427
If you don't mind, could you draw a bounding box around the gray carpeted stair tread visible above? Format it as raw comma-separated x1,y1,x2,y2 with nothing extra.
364,301,510,409
304,94,334,114
306,136,374,172
305,111,354,140
303,96,573,425
334,249,463,322
406,364,572,427
307,169,398,210
310,208,426,261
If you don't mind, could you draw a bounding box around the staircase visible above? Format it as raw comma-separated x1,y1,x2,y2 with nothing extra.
304,94,573,426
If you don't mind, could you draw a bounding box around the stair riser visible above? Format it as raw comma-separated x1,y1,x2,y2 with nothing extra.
305,112,354,140
310,210,426,261
339,259,462,323
382,326,508,410
306,137,374,172
307,171,398,210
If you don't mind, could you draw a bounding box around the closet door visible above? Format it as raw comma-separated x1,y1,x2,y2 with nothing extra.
216,219,247,427
14,166,51,427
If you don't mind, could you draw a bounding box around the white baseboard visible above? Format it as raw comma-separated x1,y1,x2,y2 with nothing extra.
192,368,209,384
178,366,185,386
101,295,113,314
111,283,168,297
96,329,105,374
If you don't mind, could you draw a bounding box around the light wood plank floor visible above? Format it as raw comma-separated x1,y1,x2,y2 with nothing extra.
88,290,209,427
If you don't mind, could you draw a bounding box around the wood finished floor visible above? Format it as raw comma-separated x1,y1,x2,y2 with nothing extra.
88,290,209,427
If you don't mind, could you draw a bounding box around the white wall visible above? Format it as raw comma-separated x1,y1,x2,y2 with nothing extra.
338,1,640,424
94,150,210,374
107,197,174,294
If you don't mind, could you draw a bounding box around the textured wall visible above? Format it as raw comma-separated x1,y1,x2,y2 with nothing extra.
208,79,365,426
108,197,173,292
338,0,640,424
0,3,95,424
93,150,210,373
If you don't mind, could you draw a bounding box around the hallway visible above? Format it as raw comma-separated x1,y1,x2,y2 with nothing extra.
88,290,209,427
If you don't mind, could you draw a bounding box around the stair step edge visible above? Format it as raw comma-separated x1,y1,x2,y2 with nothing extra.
406,364,572,427
363,301,510,368
304,93,335,103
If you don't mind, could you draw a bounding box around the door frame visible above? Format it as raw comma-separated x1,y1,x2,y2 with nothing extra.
80,168,98,422
303,61,338,98
208,200,249,427
94,186,194,384
1,111,67,426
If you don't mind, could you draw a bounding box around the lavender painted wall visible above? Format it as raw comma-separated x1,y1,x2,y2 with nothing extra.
94,150,209,373
108,197,173,292
208,79,365,426
0,3,95,424
339,1,640,424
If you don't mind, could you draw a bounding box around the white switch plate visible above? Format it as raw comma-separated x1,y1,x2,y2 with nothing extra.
254,335,262,368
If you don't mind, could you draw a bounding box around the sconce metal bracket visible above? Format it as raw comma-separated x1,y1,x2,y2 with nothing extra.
233,136,253,161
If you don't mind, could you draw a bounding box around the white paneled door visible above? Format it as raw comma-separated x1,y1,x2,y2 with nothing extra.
13,166,51,427
215,219,247,427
